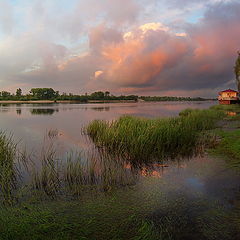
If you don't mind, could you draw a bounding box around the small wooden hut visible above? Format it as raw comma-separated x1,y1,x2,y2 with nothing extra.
218,89,239,104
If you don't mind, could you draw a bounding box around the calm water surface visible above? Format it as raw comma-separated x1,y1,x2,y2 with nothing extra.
0,101,216,150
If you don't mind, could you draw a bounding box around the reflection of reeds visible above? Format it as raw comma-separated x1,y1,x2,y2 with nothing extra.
31,131,60,198
63,152,95,196
29,130,138,198
85,109,223,163
63,150,138,196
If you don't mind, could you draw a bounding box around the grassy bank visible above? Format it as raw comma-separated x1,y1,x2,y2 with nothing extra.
208,104,240,171
86,108,224,163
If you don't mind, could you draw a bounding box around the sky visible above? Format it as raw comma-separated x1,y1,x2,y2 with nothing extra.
0,0,239,97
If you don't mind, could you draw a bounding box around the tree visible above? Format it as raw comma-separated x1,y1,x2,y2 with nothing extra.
1,91,11,98
30,88,57,100
234,51,240,92
90,91,105,100
104,91,110,98
16,88,22,97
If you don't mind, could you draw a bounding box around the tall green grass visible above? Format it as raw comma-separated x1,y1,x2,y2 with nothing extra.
86,109,224,163
31,133,60,198
0,132,19,205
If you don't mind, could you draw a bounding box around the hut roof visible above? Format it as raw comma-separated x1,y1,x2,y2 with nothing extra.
219,89,238,94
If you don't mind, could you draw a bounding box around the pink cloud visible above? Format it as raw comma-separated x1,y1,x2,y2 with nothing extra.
4,1,240,97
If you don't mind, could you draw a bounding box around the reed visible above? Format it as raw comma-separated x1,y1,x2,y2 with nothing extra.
63,151,98,196
31,132,60,198
63,150,138,195
0,132,19,205
86,109,224,163
31,131,138,198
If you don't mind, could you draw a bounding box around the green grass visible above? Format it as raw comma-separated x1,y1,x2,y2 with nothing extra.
209,129,240,170
210,104,240,112
86,109,224,163
0,132,19,205
0,189,162,240
0,181,237,240
206,104,240,170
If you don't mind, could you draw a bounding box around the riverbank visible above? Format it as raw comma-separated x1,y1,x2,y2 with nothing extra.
208,104,240,171
0,99,216,104
0,100,137,104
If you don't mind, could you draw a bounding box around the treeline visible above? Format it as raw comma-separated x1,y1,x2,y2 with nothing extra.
0,88,212,102
139,96,211,101
0,88,138,102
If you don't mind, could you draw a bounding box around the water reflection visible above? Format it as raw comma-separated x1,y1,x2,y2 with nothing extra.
227,111,237,116
30,108,58,115
16,109,21,115
91,106,110,111
0,108,10,113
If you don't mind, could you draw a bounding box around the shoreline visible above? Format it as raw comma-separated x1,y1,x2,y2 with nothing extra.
0,100,138,104
0,99,216,104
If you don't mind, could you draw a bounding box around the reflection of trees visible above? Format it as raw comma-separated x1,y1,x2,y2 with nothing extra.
91,107,110,112
0,105,10,113
30,109,58,115
16,109,21,115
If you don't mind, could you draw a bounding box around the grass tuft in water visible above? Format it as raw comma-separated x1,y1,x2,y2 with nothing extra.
86,109,224,163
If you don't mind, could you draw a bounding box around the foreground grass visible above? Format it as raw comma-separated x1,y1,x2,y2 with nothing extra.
0,182,238,240
0,189,163,240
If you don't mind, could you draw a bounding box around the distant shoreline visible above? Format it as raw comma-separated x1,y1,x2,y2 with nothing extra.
0,100,138,104
0,99,217,104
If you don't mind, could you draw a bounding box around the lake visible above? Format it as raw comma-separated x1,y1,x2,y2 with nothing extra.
0,101,216,151
1,100,240,238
